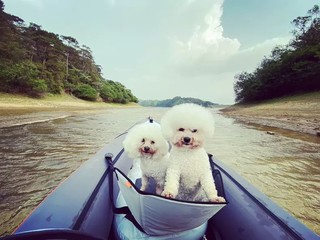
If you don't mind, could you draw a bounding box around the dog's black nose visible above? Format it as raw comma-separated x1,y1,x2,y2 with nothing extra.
183,137,191,143
144,146,150,152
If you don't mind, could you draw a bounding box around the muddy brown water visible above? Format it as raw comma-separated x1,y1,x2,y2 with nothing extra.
0,107,319,236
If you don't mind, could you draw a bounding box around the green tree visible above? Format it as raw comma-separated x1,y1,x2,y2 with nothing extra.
100,81,116,102
0,1,4,12
0,60,47,97
73,84,97,101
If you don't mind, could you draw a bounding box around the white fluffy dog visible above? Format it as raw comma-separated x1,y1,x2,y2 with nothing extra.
123,123,170,195
160,103,225,202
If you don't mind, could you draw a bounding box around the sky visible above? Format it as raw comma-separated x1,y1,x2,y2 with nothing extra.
3,0,318,104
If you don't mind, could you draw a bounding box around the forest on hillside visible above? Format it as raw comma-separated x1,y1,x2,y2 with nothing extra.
234,5,320,103
0,0,138,103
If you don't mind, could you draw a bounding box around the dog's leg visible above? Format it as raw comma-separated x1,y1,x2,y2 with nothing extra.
140,174,148,191
161,166,180,198
200,173,226,203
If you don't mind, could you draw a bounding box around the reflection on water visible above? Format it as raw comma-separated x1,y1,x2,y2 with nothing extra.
0,107,319,236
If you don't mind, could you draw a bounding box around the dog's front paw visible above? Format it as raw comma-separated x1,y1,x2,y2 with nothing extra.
210,196,226,203
161,191,175,199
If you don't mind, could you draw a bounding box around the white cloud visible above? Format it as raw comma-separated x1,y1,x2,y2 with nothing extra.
219,36,291,74
173,0,240,70
172,0,291,76
239,37,291,57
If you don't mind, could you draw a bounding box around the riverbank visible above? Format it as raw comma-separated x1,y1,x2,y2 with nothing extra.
0,93,139,111
0,93,140,128
220,92,320,137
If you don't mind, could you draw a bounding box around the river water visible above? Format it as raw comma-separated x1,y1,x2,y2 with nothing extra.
0,107,319,236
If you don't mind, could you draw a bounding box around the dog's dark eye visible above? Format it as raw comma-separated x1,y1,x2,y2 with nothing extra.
192,129,197,133
178,128,185,132
151,141,155,144
141,138,145,143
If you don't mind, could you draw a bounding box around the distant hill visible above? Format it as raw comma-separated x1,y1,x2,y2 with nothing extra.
139,96,219,107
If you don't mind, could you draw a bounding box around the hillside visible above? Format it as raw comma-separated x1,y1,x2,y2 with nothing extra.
0,0,137,104
139,96,219,107
221,92,320,137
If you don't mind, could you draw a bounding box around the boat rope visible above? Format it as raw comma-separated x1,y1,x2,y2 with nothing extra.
72,149,124,231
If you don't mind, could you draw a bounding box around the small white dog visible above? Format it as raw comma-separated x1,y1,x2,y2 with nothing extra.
123,123,170,195
160,103,225,202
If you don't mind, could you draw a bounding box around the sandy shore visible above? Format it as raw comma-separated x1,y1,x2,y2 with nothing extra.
220,92,320,137
0,93,139,112
0,93,140,128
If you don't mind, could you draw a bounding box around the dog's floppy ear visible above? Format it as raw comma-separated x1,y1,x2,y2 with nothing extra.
155,139,170,159
160,106,181,141
122,136,130,152
202,109,215,138
123,135,134,158
123,125,142,159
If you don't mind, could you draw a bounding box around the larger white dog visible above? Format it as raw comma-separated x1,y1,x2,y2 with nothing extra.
160,103,225,202
123,123,170,195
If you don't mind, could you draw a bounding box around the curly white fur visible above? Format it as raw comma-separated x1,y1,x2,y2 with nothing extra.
160,103,225,202
123,123,169,195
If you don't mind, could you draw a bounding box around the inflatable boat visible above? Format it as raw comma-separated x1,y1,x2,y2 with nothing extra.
1,121,318,240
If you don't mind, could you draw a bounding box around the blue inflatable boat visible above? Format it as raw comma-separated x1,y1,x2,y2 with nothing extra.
1,123,318,240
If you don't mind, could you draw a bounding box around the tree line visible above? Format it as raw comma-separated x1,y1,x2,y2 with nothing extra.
0,0,138,103
139,96,218,107
234,5,320,103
